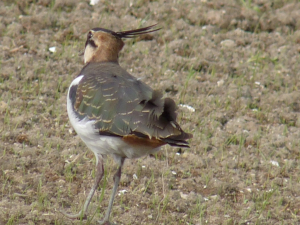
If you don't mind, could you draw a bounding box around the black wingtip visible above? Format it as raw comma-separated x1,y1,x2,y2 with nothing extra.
162,132,193,148
164,139,191,148
116,24,161,39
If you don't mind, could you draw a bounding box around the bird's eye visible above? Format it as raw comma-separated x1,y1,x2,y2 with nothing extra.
87,31,93,40
86,31,97,48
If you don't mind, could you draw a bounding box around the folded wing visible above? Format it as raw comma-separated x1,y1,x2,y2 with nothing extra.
74,62,192,147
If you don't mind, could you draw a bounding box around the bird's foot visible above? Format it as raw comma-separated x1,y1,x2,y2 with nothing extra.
59,209,87,220
98,220,116,225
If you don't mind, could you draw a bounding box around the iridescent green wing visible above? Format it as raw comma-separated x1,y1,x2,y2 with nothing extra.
74,62,192,143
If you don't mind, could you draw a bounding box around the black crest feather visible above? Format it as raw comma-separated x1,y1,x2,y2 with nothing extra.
91,24,161,39
115,24,161,39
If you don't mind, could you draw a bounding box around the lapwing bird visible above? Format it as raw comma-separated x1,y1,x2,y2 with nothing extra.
62,24,193,224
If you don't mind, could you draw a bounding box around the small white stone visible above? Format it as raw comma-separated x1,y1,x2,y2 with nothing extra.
180,192,188,200
270,160,279,167
217,79,224,86
171,171,177,175
179,104,195,112
49,46,56,53
118,190,127,196
90,0,99,5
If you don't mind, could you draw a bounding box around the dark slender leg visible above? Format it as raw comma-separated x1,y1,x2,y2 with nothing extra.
60,154,104,219
99,158,125,225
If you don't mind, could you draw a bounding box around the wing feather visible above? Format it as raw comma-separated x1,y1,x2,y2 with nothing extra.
74,62,192,146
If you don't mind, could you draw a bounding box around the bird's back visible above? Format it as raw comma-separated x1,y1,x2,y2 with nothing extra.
69,61,192,150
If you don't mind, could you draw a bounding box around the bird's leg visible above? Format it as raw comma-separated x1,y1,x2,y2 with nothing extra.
60,154,104,219
99,157,125,225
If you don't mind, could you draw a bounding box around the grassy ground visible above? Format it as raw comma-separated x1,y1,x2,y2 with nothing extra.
1,0,300,224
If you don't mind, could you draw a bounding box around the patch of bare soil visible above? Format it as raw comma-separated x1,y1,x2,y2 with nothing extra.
1,0,300,224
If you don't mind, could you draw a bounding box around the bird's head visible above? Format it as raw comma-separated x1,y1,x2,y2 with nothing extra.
84,24,160,64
